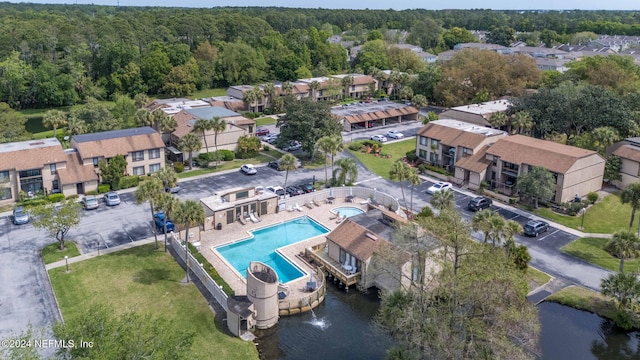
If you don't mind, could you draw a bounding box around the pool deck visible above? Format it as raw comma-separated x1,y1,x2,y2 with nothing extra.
196,198,370,301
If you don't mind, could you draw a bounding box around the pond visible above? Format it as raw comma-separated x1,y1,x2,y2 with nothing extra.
257,287,640,359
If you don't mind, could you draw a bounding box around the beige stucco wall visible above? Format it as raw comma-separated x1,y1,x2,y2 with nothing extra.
199,126,248,154
246,262,279,329
559,155,605,203
126,149,165,176
617,158,640,189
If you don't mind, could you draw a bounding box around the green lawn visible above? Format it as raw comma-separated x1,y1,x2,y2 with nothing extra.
348,139,416,179
49,244,257,360
533,193,632,234
191,88,229,98
41,241,81,265
178,153,276,179
561,237,640,273
526,267,551,291
546,286,617,321
255,117,277,126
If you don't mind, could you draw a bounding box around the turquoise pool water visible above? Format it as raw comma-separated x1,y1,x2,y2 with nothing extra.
333,206,365,218
215,217,329,283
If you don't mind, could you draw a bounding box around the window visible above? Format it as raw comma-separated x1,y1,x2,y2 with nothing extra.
132,151,144,162
52,180,59,191
430,153,439,164
19,169,41,178
149,163,161,174
0,171,9,183
149,149,160,159
419,136,427,146
418,149,427,159
133,166,145,176
50,163,56,175
93,157,99,167
503,161,519,172
430,139,439,148
236,191,249,200
462,148,471,156
0,187,10,200
492,156,497,166
351,85,355,91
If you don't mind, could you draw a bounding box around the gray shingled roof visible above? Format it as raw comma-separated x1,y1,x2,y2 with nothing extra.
72,127,157,143
185,107,240,119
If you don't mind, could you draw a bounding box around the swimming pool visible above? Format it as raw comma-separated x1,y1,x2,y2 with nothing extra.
215,217,329,283
332,206,365,218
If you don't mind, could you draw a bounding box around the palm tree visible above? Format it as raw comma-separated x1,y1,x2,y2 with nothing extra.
503,220,523,257
472,209,494,243
341,75,354,99
621,183,640,233
309,80,320,101
159,115,177,133
193,118,213,153
282,81,293,96
153,167,178,192
135,109,153,127
178,133,202,170
175,199,205,283
389,161,411,212
487,213,506,246
407,167,421,216
430,189,454,211
411,94,428,110
65,116,87,136
151,109,168,130
253,87,265,111
333,158,358,186
243,88,257,112
606,231,640,272
488,112,509,129
262,83,276,108
135,178,164,250
389,71,402,99
155,192,180,252
133,93,150,109
510,111,534,135
601,272,640,312
210,116,227,157
279,153,298,190
42,109,67,138
316,136,334,186
591,126,620,155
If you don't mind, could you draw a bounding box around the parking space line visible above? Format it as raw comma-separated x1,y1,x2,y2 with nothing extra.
537,229,558,242
506,213,520,221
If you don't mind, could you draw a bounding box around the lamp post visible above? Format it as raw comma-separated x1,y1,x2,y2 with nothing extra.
64,255,69,273
580,207,586,230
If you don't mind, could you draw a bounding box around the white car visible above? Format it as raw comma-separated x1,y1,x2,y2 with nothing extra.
370,135,388,142
386,130,404,139
240,164,257,175
426,182,452,194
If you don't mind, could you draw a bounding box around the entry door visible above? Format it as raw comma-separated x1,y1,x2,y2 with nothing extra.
226,210,234,225
260,202,268,215
76,183,84,195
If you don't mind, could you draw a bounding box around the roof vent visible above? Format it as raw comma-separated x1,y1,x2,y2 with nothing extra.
365,233,378,241
29,141,45,146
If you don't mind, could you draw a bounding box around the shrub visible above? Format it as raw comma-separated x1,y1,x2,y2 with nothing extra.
48,193,65,203
119,175,140,189
85,190,98,196
405,150,418,163
193,157,209,168
188,243,234,296
509,197,517,204
218,149,235,161
197,152,212,162
587,192,599,204
565,201,586,216
348,142,364,151
67,194,79,201
18,198,49,207
174,162,184,173
98,184,110,194
418,164,448,175
416,206,434,219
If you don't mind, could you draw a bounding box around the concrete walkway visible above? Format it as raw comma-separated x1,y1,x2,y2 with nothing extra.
45,236,158,270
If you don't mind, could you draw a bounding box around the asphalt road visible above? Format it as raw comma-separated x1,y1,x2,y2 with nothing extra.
0,120,612,348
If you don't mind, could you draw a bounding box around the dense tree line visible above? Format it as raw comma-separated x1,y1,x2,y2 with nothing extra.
1,4,640,110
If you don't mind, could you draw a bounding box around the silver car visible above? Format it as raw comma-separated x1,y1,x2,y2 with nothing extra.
103,191,121,206
12,206,29,225
82,195,100,210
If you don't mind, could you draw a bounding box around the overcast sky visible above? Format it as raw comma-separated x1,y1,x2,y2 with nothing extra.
9,0,640,10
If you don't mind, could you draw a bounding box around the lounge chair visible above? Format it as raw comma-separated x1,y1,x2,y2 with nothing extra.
329,212,339,220
360,198,370,205
310,199,320,207
238,216,247,225
252,212,261,222
287,206,295,212
249,212,259,223
336,214,347,224
294,203,304,212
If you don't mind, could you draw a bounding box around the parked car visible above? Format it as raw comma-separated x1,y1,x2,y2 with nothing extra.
154,212,175,233
12,206,29,225
267,161,284,171
370,135,388,142
467,196,492,211
103,191,121,206
267,186,286,198
297,183,315,193
286,185,305,197
261,134,278,143
165,183,181,193
524,220,549,237
81,195,99,210
240,164,257,175
255,126,269,137
386,130,404,139
426,182,452,194
282,140,302,152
